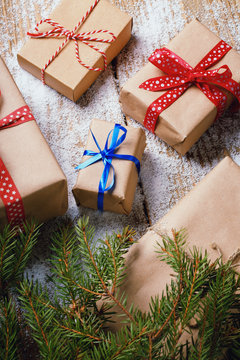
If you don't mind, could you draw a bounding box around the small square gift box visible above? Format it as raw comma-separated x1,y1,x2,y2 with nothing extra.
120,19,240,155
72,119,146,214
117,156,240,313
0,57,68,228
17,0,132,102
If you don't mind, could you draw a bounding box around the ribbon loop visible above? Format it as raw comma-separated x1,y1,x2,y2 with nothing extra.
149,47,193,76
27,0,116,84
75,124,141,211
140,40,240,133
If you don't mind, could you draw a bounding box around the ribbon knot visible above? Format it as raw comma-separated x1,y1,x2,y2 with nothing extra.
27,0,116,84
100,148,108,159
67,30,76,39
187,71,199,82
139,40,240,133
75,124,141,211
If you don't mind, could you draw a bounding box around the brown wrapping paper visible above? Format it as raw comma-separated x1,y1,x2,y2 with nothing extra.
72,119,146,214
119,20,240,155
119,156,240,313
0,56,68,227
17,0,132,102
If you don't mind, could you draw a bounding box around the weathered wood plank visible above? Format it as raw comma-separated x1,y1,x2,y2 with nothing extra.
0,1,240,358
0,0,239,259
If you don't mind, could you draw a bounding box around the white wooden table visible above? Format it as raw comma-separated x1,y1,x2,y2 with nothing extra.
0,0,239,283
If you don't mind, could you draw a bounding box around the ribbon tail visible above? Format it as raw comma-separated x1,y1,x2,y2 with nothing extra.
98,159,115,211
75,152,101,170
97,124,121,211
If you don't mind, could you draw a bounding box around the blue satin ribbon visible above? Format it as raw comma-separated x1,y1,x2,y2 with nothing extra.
75,124,141,211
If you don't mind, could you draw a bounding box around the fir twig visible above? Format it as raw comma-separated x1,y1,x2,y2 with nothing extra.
1,218,240,359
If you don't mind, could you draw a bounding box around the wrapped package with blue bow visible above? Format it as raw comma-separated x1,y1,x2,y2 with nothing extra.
72,119,146,214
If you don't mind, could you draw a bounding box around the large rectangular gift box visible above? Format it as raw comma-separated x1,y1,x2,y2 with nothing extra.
0,57,68,227
17,0,132,102
72,119,146,214
120,20,240,155
120,156,240,312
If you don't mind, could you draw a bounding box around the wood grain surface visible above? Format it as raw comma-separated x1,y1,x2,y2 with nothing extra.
0,0,240,356
0,0,240,248
0,0,239,222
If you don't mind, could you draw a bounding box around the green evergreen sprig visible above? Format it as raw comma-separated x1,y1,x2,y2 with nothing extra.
0,221,41,297
0,218,240,359
0,221,41,360
0,297,19,360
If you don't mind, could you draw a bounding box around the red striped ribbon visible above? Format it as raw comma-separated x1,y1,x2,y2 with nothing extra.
0,105,35,226
140,40,240,133
27,0,116,84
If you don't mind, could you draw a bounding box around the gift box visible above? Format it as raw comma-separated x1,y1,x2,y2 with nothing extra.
119,157,240,312
72,119,146,214
0,56,68,227
17,0,132,102
119,19,240,155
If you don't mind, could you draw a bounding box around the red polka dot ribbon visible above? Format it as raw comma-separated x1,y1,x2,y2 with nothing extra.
0,105,35,129
0,105,35,226
139,40,240,133
0,159,25,227
27,0,116,84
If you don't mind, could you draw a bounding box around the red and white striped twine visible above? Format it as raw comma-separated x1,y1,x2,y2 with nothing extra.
27,0,116,84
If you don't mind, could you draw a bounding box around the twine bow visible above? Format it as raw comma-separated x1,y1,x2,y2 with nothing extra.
75,124,140,211
139,40,240,133
27,0,116,84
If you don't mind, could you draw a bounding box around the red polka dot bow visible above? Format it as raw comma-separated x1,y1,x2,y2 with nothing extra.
27,0,116,84
0,106,35,227
139,40,240,133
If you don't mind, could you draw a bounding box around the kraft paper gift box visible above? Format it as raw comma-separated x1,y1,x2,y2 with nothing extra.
0,57,68,227
120,19,240,155
17,0,132,102
118,156,240,313
72,119,146,214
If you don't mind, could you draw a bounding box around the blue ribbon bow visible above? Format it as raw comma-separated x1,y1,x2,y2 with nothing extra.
75,124,141,211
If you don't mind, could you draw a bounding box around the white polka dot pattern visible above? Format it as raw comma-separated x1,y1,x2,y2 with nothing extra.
0,105,35,226
139,40,240,133
0,160,25,226
0,105,34,129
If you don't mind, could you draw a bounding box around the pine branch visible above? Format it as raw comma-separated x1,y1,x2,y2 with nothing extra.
19,280,67,360
0,221,41,297
0,297,19,360
74,218,137,323
1,218,240,359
